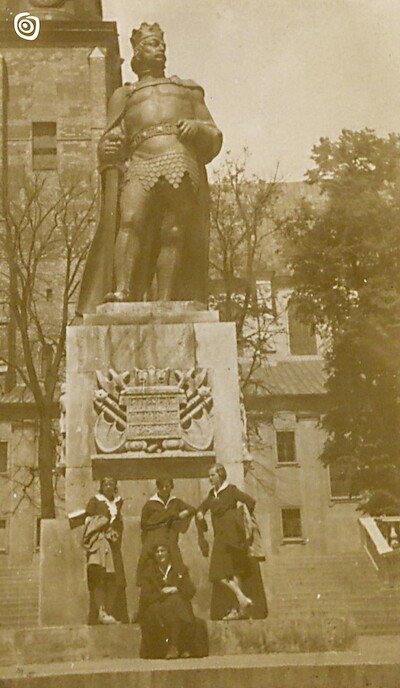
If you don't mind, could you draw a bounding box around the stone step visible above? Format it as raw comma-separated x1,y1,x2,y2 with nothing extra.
1,652,400,688
0,567,39,626
0,619,355,667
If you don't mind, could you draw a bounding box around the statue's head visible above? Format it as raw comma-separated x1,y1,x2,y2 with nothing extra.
130,22,166,77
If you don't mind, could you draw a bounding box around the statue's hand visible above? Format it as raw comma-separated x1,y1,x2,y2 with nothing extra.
98,132,124,162
177,119,201,141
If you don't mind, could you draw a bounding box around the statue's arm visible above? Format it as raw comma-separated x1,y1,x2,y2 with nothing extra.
178,88,222,164
98,86,130,168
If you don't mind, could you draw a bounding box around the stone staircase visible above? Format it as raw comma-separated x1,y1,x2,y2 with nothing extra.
1,553,400,635
267,551,400,634
0,567,39,628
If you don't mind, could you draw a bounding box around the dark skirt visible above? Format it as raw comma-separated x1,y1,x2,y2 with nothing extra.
140,595,208,659
209,508,250,581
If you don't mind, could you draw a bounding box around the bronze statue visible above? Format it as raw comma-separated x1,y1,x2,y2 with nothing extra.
77,23,222,314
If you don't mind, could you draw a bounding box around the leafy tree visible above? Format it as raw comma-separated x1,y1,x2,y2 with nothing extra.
0,172,95,518
280,129,400,514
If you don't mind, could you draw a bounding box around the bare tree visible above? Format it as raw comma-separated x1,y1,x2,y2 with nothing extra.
209,150,283,391
0,172,95,518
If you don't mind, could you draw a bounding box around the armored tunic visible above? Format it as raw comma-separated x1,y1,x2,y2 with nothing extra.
127,150,200,193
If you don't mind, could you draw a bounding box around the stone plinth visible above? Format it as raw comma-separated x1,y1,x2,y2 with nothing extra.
40,302,244,626
0,616,357,667
83,301,219,326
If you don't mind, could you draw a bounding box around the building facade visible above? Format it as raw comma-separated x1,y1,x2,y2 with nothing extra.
0,0,121,568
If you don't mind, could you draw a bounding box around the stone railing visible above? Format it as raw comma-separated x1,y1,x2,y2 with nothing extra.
359,516,400,585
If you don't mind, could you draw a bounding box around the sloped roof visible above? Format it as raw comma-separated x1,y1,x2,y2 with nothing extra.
246,358,326,396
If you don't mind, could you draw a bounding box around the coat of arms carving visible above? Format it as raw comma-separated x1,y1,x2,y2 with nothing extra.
93,366,214,458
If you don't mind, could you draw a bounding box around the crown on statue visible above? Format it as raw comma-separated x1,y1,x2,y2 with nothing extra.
130,23,164,51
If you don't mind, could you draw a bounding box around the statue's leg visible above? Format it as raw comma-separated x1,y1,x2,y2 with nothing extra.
112,177,152,300
156,178,194,301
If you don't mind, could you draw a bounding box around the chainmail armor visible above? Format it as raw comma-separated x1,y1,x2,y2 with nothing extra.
127,151,200,193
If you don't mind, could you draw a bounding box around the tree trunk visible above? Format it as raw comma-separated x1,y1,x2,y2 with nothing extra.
38,412,56,519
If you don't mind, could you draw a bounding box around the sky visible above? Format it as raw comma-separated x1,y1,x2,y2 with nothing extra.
102,0,400,181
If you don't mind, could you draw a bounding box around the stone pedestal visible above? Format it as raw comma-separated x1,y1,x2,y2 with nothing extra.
40,302,245,625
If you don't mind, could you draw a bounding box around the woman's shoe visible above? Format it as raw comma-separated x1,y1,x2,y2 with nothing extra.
165,646,180,660
98,607,119,624
222,608,241,620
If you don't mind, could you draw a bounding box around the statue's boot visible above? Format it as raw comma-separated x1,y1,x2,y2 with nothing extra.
103,290,129,303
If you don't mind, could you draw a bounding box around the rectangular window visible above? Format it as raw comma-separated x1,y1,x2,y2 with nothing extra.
281,508,303,541
0,518,8,552
0,441,8,474
288,301,317,355
276,431,296,463
32,122,57,170
329,461,356,499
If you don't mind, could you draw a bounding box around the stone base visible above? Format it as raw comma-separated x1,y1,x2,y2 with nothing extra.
83,301,219,326
39,517,212,626
65,302,243,512
47,301,245,627
91,452,215,480
0,616,357,667
39,518,142,627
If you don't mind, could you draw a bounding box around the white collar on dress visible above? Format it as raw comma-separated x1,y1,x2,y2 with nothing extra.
213,481,229,497
159,563,172,581
149,493,177,507
96,493,121,523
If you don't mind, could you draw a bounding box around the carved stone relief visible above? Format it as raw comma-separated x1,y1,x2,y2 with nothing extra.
93,366,214,457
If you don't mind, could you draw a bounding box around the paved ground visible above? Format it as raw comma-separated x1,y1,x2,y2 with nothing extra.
0,637,399,678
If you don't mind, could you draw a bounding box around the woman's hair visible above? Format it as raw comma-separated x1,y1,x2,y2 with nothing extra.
156,476,174,489
152,541,170,556
213,463,227,482
99,476,117,494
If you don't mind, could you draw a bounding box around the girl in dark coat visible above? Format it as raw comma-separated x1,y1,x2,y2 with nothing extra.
136,477,195,586
138,543,200,659
83,476,128,624
196,463,267,620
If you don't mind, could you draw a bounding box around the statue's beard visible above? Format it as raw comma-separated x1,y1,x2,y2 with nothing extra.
144,55,166,76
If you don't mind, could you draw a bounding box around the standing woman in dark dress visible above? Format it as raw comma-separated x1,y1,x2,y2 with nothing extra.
196,463,267,620
83,476,128,624
136,477,195,586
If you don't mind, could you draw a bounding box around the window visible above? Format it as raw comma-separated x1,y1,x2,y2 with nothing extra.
276,431,296,464
46,288,53,302
329,461,356,499
0,441,8,474
32,122,57,170
281,508,303,541
287,301,317,355
0,519,8,552
35,518,41,551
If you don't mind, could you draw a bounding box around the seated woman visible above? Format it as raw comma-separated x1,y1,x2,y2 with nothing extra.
136,477,195,587
83,476,128,624
196,463,268,620
138,543,206,659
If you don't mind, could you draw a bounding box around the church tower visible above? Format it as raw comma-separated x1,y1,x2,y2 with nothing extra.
0,0,121,196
